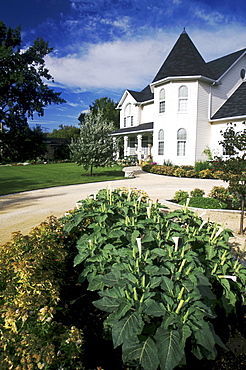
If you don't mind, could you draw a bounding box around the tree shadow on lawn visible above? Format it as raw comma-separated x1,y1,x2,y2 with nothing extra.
80,170,124,177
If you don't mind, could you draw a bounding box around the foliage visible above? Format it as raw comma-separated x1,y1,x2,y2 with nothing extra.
118,155,138,166
1,124,47,162
180,196,227,209
173,189,189,203
198,169,214,179
0,217,84,369
0,163,124,195
194,161,211,172
63,187,246,370
174,167,187,177
185,169,197,178
46,125,80,140
0,21,65,162
190,188,205,197
149,165,177,176
70,111,116,175
218,122,246,233
163,159,174,166
78,97,120,129
208,186,231,203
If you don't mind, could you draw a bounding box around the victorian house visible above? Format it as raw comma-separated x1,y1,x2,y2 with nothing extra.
112,29,246,165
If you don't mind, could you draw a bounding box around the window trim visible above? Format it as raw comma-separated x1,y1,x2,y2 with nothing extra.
158,129,164,155
178,85,188,112
177,128,187,156
159,88,165,114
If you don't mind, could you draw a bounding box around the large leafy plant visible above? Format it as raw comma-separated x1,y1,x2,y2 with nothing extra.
64,187,246,370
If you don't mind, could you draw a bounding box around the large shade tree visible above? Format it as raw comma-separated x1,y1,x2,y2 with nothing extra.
78,97,120,129
70,110,116,175
0,21,66,161
218,122,246,234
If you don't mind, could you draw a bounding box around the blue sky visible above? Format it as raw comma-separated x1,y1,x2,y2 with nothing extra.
1,0,246,132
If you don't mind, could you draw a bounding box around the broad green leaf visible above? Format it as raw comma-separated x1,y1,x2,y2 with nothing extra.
112,311,144,348
193,321,216,353
73,251,89,266
155,325,184,370
100,286,125,299
102,270,121,286
144,299,167,317
93,296,120,313
161,276,174,293
107,229,125,239
149,276,163,289
122,337,159,370
87,275,104,291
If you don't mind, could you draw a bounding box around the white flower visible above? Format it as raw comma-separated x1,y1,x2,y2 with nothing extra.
218,275,237,282
136,238,142,258
172,237,179,252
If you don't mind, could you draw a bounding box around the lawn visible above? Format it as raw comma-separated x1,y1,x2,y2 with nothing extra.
0,163,124,195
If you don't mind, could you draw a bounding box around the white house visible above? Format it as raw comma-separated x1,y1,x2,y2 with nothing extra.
112,29,246,165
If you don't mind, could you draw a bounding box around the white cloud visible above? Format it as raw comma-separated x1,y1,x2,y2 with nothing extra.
45,25,246,92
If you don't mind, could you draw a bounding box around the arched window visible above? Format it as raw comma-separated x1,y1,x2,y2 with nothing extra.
159,88,165,113
124,103,133,127
178,85,188,112
158,129,164,155
177,128,187,156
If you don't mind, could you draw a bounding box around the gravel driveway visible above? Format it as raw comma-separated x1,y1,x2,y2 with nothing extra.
1,167,244,247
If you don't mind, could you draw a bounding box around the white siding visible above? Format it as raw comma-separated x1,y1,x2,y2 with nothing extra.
152,81,199,166
211,55,246,117
195,82,211,161
141,102,154,124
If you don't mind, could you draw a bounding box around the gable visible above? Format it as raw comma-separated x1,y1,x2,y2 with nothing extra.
207,49,246,80
211,81,246,120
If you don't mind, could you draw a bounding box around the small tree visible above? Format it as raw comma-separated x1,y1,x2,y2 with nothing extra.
218,122,246,234
70,110,116,175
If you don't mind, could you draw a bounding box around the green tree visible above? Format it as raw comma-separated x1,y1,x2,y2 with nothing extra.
47,124,80,140
0,21,66,161
218,122,246,234
78,97,120,129
70,110,115,175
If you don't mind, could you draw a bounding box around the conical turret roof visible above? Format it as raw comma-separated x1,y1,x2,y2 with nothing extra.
152,30,215,83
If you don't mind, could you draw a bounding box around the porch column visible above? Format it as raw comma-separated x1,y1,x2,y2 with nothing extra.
124,136,129,157
137,134,142,161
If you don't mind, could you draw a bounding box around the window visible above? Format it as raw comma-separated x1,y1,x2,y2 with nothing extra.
178,85,188,112
177,128,187,156
124,103,133,127
158,129,164,155
159,88,165,113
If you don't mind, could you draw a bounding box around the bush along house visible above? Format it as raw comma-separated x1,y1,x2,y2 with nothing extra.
112,29,246,165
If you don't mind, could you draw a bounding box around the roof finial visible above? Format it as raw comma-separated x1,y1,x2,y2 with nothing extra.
182,27,186,34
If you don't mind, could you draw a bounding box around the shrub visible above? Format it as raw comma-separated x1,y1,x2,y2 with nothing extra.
0,218,84,370
212,170,225,179
63,187,246,370
190,188,205,197
208,186,231,203
198,169,214,178
180,196,227,209
195,160,211,172
163,159,174,166
186,169,198,178
174,167,187,177
174,189,189,203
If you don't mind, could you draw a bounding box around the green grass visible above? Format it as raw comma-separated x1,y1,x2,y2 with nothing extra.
0,163,125,195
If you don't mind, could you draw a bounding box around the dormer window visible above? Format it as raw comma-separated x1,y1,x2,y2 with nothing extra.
124,103,133,127
178,85,188,112
159,88,165,113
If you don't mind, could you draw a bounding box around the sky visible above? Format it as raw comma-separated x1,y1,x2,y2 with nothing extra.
1,0,246,132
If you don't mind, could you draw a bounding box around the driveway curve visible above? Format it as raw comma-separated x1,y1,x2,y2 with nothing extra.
0,167,226,245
